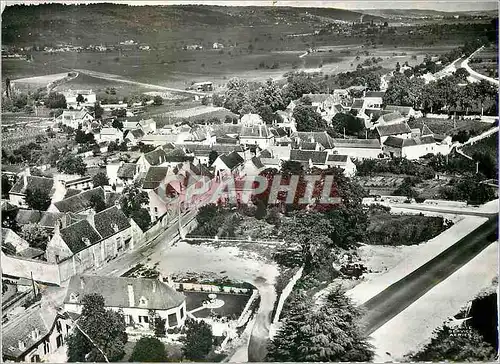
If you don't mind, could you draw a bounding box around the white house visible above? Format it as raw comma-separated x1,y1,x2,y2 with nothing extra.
331,138,383,160
375,111,407,126
376,123,412,144
57,109,94,130
2,304,73,362
326,154,357,177
212,152,245,177
239,124,275,149
96,127,124,143
63,89,97,110
363,91,385,109
64,275,187,330
289,149,329,169
382,135,438,160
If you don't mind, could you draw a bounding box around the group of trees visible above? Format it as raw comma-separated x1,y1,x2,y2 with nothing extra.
120,183,151,231
355,158,436,179
57,154,87,176
384,68,498,116
267,288,373,362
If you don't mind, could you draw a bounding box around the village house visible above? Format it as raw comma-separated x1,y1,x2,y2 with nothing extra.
291,131,336,153
239,124,275,149
136,147,195,175
96,127,124,143
48,187,105,214
212,42,224,49
63,275,187,330
2,228,45,259
274,110,296,133
212,152,245,177
382,135,438,160
115,162,140,192
141,133,187,146
376,123,412,144
179,144,249,165
14,209,85,232
191,81,212,91
61,175,93,191
375,111,407,126
270,127,290,144
302,93,340,123
45,206,139,267
2,304,73,362
331,138,383,160
241,156,266,177
362,91,385,109
9,174,55,208
63,89,97,110
141,166,172,221
57,109,94,130
384,105,422,119
289,150,329,169
326,154,357,177
123,119,157,134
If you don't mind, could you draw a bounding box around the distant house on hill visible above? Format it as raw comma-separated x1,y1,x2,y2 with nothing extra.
57,109,94,130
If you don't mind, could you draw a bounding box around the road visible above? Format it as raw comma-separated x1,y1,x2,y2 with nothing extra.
360,215,497,335
460,46,499,86
72,68,208,96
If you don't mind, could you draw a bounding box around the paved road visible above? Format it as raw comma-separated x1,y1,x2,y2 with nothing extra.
384,203,497,218
361,216,498,335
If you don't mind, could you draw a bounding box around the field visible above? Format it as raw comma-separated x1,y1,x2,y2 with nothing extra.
408,117,493,136
469,44,498,79
3,44,460,92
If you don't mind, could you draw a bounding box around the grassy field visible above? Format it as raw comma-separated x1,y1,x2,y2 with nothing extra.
469,44,498,79
408,117,492,136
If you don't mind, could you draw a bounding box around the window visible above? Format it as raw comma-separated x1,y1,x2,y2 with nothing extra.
56,321,62,333
66,325,71,334
154,207,158,213
180,307,185,319
138,316,149,324
43,341,50,355
139,296,148,307
30,355,41,362
56,335,64,348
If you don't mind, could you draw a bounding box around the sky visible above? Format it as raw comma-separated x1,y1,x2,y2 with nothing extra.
2,0,498,12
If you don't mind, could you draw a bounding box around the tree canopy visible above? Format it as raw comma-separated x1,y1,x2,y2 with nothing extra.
57,155,87,176
293,105,327,132
25,187,52,211
92,172,109,188
129,337,168,362
67,294,127,362
267,288,373,362
181,318,214,360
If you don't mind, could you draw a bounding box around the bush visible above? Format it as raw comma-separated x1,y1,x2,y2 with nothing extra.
129,337,168,362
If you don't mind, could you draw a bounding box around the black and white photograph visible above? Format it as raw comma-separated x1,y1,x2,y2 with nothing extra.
0,0,498,362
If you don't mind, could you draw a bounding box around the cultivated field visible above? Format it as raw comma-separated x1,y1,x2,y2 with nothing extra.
469,44,498,79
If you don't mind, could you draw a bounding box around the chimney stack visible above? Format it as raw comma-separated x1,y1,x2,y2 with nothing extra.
127,284,135,307
87,209,96,227
23,174,28,188
152,280,156,293
80,277,85,290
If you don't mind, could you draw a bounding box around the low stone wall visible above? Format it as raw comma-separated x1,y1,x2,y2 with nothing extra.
173,282,252,295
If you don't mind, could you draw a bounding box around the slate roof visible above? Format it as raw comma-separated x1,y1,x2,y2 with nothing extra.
351,99,365,109
379,112,405,124
93,206,131,240
64,275,186,310
240,125,272,139
2,164,24,174
143,166,170,190
260,149,273,158
2,304,59,359
365,91,385,98
218,152,244,170
64,189,81,199
164,149,193,163
117,163,137,179
17,247,45,259
15,210,84,229
421,124,434,136
327,154,349,163
250,156,265,169
144,148,168,166
290,150,328,164
376,123,412,137
59,219,102,254
383,136,436,148
293,131,335,149
331,138,381,149
260,158,280,166
9,176,54,196
298,141,318,150
127,129,145,139
384,105,414,116
54,187,105,213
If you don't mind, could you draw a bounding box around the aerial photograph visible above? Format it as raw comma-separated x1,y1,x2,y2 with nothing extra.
0,0,498,362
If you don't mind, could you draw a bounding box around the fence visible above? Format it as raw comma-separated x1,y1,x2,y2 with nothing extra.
172,282,252,295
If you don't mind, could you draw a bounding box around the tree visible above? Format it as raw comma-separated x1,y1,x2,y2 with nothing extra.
224,77,252,115
181,318,213,360
201,95,209,106
76,94,85,104
252,79,285,112
92,172,109,188
89,194,106,213
331,113,365,136
25,188,52,211
292,105,327,132
212,93,224,107
154,317,166,338
57,155,87,176
45,92,67,109
153,95,163,106
2,175,12,199
267,288,373,362
129,337,168,362
208,150,219,166
255,199,267,220
408,325,496,362
112,119,123,130
121,183,149,216
92,102,104,119
67,294,127,362
19,223,49,250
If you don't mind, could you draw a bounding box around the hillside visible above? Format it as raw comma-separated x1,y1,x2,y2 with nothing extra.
359,8,498,20
1,3,385,46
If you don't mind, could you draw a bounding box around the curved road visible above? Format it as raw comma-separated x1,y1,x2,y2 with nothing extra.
361,216,498,335
460,46,499,86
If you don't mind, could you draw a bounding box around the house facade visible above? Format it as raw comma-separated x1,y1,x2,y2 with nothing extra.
331,138,383,160
57,110,94,130
376,123,412,144
326,154,357,177
63,275,187,330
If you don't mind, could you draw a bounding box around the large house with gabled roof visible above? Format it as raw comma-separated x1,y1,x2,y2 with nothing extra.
45,206,141,268
47,187,105,214
64,275,187,330
9,175,55,208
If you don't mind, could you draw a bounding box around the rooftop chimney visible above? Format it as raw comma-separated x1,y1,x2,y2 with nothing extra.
23,174,28,188
80,277,85,290
152,280,156,293
87,209,96,227
127,284,135,307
